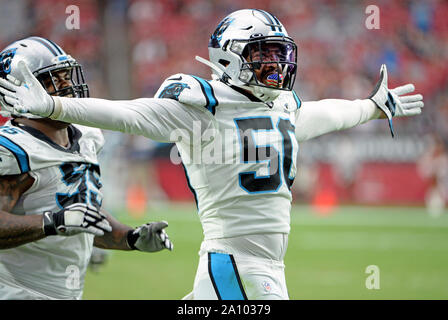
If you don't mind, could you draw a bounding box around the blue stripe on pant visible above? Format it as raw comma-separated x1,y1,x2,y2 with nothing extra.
208,252,247,300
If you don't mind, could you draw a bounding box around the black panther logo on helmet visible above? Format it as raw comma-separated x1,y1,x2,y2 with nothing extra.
0,48,17,79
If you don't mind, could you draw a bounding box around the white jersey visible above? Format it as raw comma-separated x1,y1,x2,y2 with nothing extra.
155,74,301,240
0,120,104,299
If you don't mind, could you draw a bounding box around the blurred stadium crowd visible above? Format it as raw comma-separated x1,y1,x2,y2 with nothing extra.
0,0,447,214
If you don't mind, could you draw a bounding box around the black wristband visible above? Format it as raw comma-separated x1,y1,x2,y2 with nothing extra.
43,211,57,236
126,229,139,250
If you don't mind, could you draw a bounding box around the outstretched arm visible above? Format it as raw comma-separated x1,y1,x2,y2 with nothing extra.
295,64,424,142
94,210,173,252
0,61,210,143
295,98,380,142
50,97,209,143
93,211,133,250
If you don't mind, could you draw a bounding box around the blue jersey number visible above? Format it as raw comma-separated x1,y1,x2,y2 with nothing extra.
0,126,22,135
56,162,103,209
234,116,296,193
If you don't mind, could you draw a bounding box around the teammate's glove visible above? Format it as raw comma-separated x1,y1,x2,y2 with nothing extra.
43,203,112,237
126,221,173,252
0,60,55,118
369,64,424,137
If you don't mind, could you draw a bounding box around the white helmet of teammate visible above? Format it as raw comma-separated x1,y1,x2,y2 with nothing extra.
197,9,297,102
0,36,89,118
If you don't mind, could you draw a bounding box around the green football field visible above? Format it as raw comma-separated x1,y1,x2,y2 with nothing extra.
83,203,448,300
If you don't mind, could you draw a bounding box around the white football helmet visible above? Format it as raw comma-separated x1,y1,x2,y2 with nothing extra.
196,9,297,102
0,36,88,118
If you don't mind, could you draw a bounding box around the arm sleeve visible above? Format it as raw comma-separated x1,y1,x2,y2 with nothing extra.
51,97,212,143
295,99,381,142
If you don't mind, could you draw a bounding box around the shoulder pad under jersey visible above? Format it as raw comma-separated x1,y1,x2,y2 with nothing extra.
155,74,218,115
0,126,31,175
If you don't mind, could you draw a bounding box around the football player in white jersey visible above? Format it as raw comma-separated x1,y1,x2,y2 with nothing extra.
0,10,423,300
0,37,172,300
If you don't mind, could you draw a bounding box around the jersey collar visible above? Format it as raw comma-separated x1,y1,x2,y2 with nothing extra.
10,119,82,153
